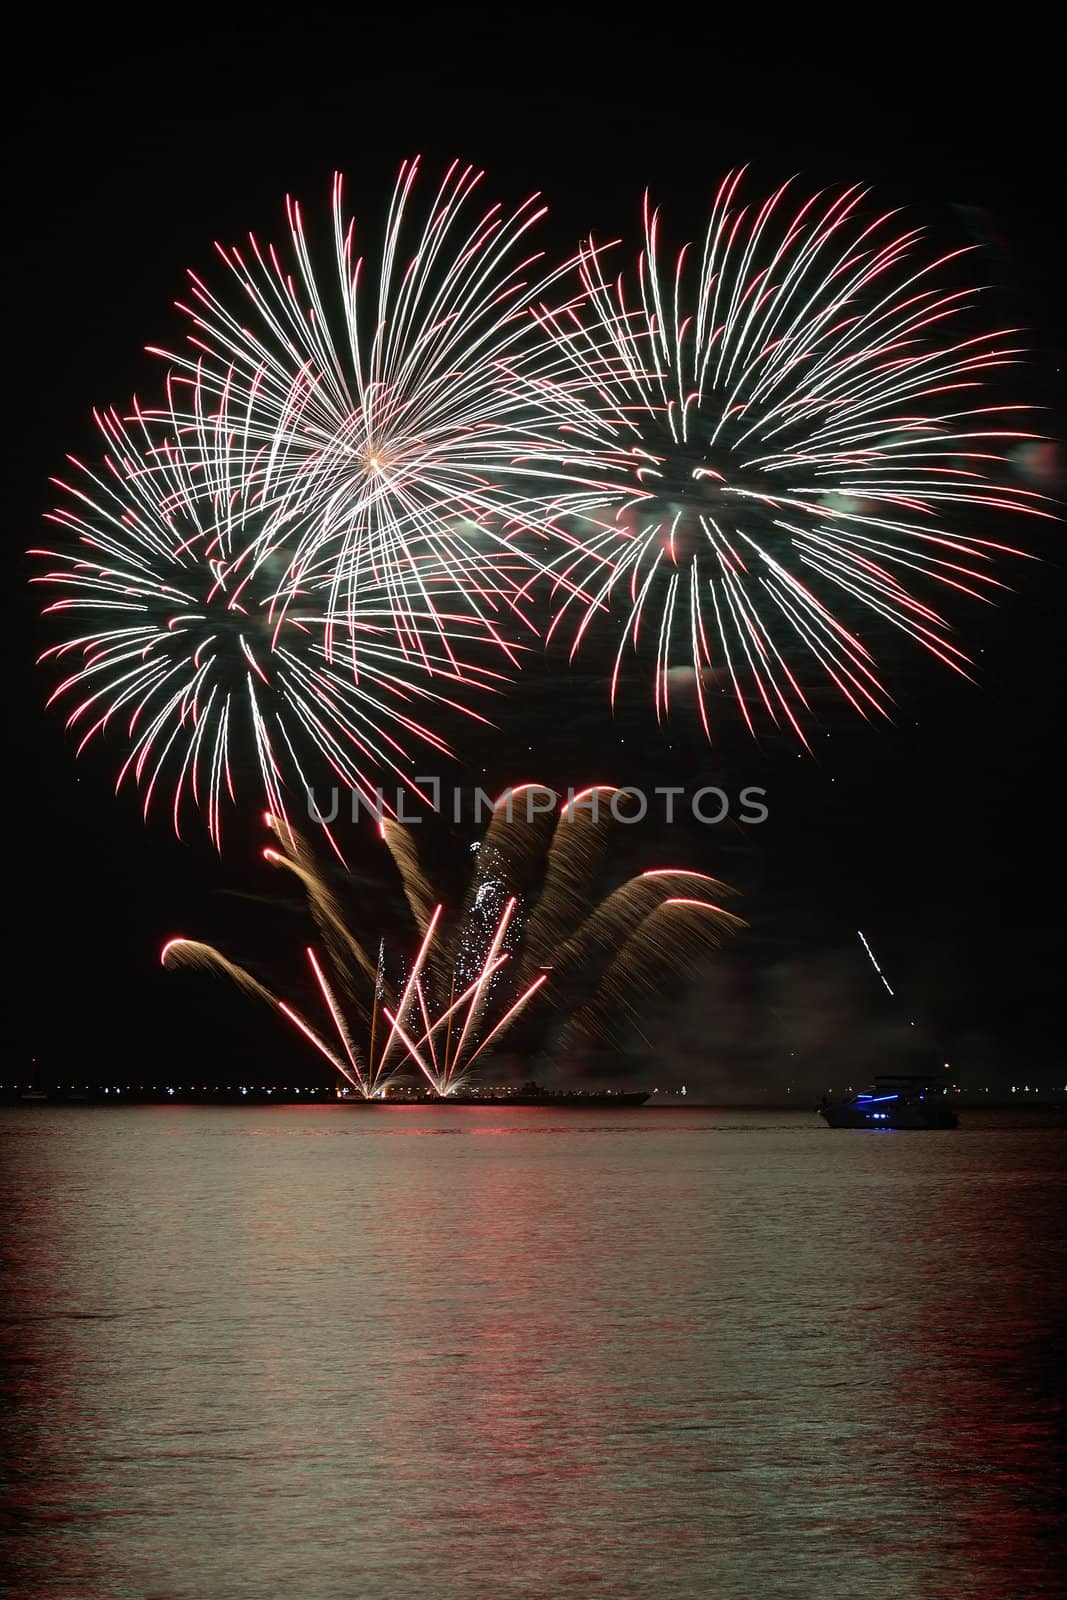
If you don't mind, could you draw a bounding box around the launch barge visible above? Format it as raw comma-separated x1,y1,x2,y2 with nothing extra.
343,1083,651,1107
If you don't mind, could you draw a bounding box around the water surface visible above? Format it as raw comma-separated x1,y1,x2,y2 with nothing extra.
2,1106,1064,1598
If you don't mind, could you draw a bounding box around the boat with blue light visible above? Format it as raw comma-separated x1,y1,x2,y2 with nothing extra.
818,1074,958,1129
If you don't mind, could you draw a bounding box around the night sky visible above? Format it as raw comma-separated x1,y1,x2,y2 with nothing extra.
6,44,1063,1096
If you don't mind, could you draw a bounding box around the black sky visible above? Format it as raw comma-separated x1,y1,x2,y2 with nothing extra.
5,41,1063,1093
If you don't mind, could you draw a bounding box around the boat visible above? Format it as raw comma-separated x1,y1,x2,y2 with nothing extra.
818,1073,958,1129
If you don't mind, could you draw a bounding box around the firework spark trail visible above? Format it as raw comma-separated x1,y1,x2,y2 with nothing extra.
517,785,625,983
382,817,438,938
163,789,745,1095
532,172,1048,736
858,929,896,996
33,378,508,851
559,897,744,1050
449,783,558,965
160,938,365,1094
377,903,444,1083
263,815,379,1005
156,160,610,663
550,868,742,981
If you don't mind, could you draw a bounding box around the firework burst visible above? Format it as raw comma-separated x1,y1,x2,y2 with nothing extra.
162,791,744,1096
32,379,505,852
158,159,600,658
536,172,1048,740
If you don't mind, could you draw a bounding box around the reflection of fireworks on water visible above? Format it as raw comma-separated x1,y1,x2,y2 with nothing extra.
32,378,505,853
162,789,744,1096
536,173,1048,739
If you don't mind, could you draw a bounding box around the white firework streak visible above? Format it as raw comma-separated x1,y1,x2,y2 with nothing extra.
858,929,895,996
